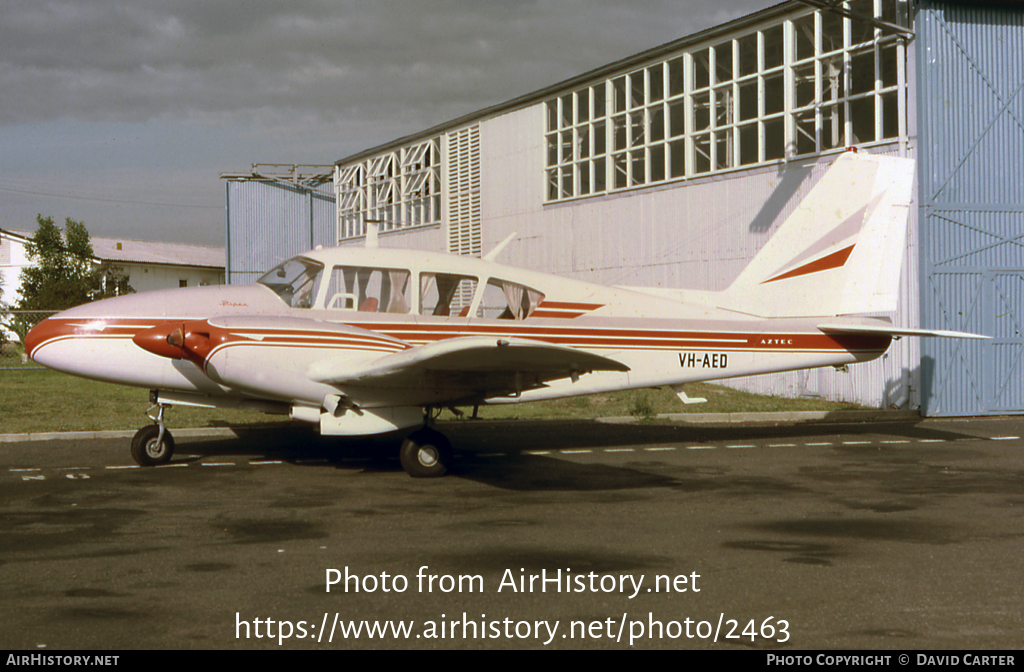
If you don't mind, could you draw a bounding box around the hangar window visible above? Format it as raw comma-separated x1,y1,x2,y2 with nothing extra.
544,0,908,202
336,138,441,240
547,84,613,199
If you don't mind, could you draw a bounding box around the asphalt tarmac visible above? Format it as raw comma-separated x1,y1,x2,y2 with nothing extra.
1,416,1022,650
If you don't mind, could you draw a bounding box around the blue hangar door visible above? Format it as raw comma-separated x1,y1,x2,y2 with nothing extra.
916,1,1024,416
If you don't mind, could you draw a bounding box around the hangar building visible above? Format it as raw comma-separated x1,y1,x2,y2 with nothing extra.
227,1,1024,416
220,165,336,285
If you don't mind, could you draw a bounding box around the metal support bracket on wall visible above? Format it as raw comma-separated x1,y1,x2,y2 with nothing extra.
794,0,915,39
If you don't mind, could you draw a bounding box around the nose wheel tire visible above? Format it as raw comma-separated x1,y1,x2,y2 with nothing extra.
130,425,175,466
399,428,452,478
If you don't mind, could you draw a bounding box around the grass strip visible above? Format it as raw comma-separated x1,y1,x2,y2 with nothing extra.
1,369,867,435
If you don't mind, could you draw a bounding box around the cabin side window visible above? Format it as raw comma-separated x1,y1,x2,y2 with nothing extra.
324,266,411,314
257,257,324,309
480,279,545,320
420,273,478,317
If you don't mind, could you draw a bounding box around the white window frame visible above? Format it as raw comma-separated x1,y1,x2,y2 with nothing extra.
544,0,909,203
335,137,441,240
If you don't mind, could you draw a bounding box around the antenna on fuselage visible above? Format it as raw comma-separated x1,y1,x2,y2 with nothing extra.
364,220,383,248
483,231,518,261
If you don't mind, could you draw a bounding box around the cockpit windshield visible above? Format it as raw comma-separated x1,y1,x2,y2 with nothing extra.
257,257,324,308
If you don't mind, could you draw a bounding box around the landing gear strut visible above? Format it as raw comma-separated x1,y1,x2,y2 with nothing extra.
131,398,175,466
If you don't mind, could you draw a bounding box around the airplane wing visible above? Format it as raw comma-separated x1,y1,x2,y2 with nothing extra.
308,336,630,404
133,314,628,408
817,321,990,340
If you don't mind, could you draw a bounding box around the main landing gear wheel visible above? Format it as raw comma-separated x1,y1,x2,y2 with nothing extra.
399,428,453,478
130,424,175,466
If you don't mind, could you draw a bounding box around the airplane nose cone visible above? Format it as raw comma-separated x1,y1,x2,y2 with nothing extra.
24,319,49,360
23,315,64,362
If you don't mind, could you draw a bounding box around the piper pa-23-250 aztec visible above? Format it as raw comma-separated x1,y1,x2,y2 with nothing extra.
26,151,985,477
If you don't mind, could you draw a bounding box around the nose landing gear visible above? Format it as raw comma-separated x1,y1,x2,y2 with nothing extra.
130,398,175,466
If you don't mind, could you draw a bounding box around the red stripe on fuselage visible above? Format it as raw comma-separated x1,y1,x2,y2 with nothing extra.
344,321,887,350
27,315,891,365
531,311,587,319
537,301,604,310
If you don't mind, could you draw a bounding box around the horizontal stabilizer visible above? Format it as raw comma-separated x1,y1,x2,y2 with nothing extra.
817,322,990,340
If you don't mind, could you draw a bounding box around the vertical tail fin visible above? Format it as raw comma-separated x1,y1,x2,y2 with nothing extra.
720,151,915,318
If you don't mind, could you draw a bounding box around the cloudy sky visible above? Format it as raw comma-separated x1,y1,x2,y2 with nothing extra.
0,0,776,247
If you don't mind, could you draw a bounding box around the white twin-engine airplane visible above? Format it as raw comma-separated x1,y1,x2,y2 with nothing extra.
26,151,984,477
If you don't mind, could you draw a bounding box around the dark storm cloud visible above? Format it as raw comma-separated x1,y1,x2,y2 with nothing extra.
0,0,767,128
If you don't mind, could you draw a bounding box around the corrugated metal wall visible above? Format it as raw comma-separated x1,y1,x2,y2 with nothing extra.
480,106,921,409
916,1,1024,415
225,180,335,284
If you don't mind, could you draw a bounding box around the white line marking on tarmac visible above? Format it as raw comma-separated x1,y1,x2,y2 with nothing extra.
40,431,1010,474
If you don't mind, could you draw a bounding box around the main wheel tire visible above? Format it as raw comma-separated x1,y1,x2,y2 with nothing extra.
399,428,452,478
130,425,175,466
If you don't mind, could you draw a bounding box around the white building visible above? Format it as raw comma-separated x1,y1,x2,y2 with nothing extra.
0,229,225,308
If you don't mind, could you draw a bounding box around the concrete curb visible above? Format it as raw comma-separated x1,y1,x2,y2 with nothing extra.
0,410,921,443
597,409,921,425
0,427,244,444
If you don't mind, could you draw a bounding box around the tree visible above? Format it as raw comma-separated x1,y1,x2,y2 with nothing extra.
14,215,134,313
95,260,134,298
